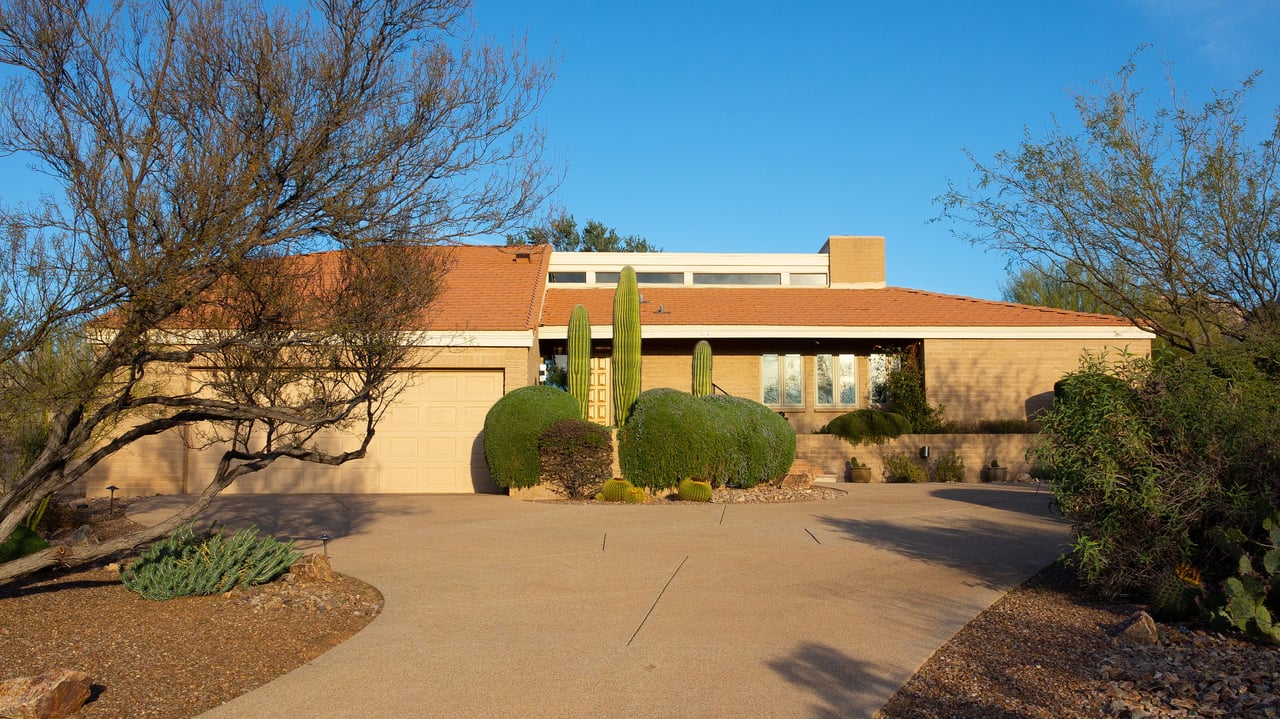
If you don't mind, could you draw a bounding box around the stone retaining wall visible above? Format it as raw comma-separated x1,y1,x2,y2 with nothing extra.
795,433,1036,483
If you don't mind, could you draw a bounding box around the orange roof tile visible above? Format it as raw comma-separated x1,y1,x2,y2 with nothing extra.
429,244,549,331
539,286,1135,329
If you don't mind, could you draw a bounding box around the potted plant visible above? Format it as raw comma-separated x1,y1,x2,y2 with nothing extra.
980,459,1008,483
847,457,873,483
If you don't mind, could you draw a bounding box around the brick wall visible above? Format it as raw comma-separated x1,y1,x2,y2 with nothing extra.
923,337,1149,422
796,432,1036,483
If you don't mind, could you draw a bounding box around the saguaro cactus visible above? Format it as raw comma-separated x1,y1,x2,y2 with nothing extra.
692,340,712,397
612,266,641,426
567,304,590,419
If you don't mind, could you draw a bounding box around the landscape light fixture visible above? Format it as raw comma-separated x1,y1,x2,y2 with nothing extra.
918,446,930,460
318,533,333,557
106,485,119,513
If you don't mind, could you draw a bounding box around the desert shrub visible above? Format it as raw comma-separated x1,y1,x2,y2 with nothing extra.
677,479,713,502
931,451,965,483
0,525,49,563
121,524,300,601
819,409,911,445
482,385,580,489
537,419,612,500
618,389,795,490
701,394,795,489
1037,341,1280,600
883,451,927,483
878,347,947,433
600,478,633,502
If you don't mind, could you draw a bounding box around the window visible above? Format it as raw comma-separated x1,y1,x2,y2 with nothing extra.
816,354,857,407
547,271,586,283
693,273,782,285
788,273,828,286
869,353,900,407
762,354,803,407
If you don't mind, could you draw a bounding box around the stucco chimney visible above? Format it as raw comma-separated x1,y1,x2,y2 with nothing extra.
820,235,886,288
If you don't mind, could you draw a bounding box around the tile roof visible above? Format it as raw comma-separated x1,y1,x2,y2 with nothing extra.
429,244,549,331
539,286,1136,328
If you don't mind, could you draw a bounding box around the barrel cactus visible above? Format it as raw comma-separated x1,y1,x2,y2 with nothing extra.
678,478,713,502
601,478,632,502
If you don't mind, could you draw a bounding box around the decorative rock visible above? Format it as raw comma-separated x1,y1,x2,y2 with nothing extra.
50,525,97,549
1115,611,1161,645
781,471,814,489
0,668,93,719
289,553,337,583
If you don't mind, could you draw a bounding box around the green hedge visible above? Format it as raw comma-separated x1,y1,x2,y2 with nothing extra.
819,409,912,445
619,389,795,490
482,385,580,489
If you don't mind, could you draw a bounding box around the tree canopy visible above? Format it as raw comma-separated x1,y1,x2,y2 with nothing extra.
1000,262,1120,315
507,213,659,252
0,0,552,582
939,50,1280,354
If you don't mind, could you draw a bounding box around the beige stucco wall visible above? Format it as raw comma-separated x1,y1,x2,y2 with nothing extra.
923,337,1150,423
80,344,534,497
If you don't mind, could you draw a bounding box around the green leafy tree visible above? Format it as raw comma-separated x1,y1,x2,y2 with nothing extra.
939,49,1280,354
0,0,551,583
1000,262,1120,315
507,213,659,252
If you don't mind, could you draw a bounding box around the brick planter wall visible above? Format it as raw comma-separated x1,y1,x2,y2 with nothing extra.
795,433,1036,483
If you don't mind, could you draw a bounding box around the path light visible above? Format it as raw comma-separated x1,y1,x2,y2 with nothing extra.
318,533,333,557
106,485,119,514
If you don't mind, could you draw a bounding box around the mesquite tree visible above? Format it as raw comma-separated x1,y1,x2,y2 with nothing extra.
0,0,552,582
938,50,1280,353
611,266,641,427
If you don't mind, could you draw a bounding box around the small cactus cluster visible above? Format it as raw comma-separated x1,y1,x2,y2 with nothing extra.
623,486,647,504
1151,561,1202,621
678,478,713,502
600,479,632,502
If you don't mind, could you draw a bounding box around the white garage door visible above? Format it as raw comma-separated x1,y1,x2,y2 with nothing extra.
211,370,504,494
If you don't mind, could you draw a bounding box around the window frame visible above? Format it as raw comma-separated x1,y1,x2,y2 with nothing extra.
815,353,859,408
761,353,804,408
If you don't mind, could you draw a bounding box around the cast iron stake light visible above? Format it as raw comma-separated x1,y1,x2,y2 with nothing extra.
318,533,333,557
106,485,119,514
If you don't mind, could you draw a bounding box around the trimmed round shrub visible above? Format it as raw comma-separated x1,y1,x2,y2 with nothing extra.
483,385,580,489
538,419,612,500
619,389,796,490
677,478,713,502
820,409,911,445
601,478,633,502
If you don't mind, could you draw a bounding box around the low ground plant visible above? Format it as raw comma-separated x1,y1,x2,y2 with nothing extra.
121,524,300,600
930,451,965,483
883,451,928,483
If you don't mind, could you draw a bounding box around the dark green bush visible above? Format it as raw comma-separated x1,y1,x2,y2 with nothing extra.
0,525,49,563
819,409,912,445
121,524,300,600
482,385,581,489
619,389,795,490
1037,341,1280,600
878,347,947,433
537,419,612,500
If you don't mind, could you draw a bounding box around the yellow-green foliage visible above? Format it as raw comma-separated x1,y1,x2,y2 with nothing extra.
601,478,633,502
883,451,928,483
677,478,713,502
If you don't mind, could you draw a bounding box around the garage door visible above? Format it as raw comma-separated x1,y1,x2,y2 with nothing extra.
210,370,505,494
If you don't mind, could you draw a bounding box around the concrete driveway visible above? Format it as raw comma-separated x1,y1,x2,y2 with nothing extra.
131,483,1068,719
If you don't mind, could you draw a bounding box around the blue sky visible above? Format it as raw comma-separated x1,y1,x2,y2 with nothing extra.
469,0,1280,299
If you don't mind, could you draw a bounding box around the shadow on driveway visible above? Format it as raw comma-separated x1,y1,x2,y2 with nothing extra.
767,642,904,719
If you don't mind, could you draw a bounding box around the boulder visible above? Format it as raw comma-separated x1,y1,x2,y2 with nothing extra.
0,668,93,719
781,471,814,489
289,553,337,583
1114,610,1161,645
